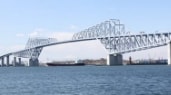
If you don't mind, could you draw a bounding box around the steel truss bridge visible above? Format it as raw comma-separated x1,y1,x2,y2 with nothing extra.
0,19,171,66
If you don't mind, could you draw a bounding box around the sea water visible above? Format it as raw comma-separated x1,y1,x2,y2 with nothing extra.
0,65,171,95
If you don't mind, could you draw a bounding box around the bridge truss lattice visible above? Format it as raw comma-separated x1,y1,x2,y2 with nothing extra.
72,19,171,54
4,19,171,60
13,37,57,59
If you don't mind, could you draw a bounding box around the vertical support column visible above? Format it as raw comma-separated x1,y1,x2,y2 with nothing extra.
107,54,123,66
1,57,4,66
129,56,132,65
18,58,21,65
29,58,39,66
168,42,171,65
0,58,1,66
6,56,10,66
13,57,17,66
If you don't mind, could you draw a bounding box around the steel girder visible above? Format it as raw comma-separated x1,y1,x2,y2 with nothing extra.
5,19,171,59
25,37,57,49
97,33,171,54
13,37,57,59
72,19,127,40
13,48,43,59
72,19,171,54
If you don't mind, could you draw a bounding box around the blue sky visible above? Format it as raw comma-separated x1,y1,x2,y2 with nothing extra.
0,0,171,62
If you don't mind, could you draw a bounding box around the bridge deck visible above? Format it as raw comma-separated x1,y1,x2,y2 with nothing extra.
0,32,171,58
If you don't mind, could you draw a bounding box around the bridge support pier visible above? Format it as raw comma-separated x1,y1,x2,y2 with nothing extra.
107,54,123,66
0,58,1,66
13,57,17,66
168,42,171,65
6,56,10,66
18,58,21,65
1,57,4,66
29,58,39,66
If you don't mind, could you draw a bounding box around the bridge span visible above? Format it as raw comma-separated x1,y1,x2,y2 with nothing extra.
0,19,171,66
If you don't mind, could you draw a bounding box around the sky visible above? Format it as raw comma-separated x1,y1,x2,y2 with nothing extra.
0,0,171,62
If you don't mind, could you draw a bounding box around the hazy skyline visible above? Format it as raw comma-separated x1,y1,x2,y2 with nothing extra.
0,0,170,62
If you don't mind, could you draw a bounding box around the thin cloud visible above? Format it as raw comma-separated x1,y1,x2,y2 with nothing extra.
28,28,47,37
69,25,79,31
29,31,39,37
16,33,25,37
0,45,25,55
48,32,74,41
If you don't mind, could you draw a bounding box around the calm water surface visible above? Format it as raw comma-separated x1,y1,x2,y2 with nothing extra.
0,65,171,95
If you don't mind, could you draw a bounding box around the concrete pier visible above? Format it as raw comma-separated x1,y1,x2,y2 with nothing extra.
107,54,123,66
168,42,171,65
1,57,4,66
6,56,10,66
13,57,17,66
18,58,21,65
29,58,39,66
